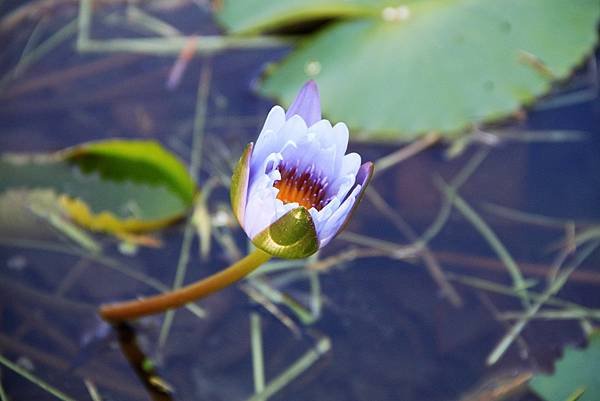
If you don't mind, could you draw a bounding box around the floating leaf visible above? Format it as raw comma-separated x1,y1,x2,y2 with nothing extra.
530,332,600,401
222,0,600,140
0,139,197,235
217,0,397,34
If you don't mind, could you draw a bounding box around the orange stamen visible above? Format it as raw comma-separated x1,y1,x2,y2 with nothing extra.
273,163,328,210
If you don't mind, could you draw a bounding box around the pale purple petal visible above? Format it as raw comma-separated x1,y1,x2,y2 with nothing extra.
251,106,286,170
285,80,321,126
318,185,362,247
280,134,336,179
331,123,349,152
261,105,286,134
251,114,307,176
243,168,297,239
315,161,374,246
351,162,374,198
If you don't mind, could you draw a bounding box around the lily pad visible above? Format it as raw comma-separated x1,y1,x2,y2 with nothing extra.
217,0,399,34
530,331,600,401
225,0,599,140
0,139,197,235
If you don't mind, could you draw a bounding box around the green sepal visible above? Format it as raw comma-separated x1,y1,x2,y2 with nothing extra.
252,207,319,259
230,142,253,227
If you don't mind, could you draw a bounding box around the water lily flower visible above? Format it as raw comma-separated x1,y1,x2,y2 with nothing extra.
98,81,372,322
231,81,373,259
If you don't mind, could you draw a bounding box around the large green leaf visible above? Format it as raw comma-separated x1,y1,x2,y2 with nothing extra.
217,0,400,34
0,140,197,234
530,331,600,401
252,0,599,140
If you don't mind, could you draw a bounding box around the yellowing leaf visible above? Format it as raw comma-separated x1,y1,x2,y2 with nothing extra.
0,139,197,237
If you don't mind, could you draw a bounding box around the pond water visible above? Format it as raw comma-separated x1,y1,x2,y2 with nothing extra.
1,2,599,401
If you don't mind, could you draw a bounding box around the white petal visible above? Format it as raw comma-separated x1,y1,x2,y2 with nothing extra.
308,120,334,149
260,106,286,137
327,152,361,200
305,121,349,170
251,106,287,173
309,196,340,238
250,150,282,184
280,114,309,148
281,135,336,179
243,151,302,239
331,122,350,175
243,175,279,239
252,129,277,169
253,115,307,169
340,152,361,176
331,122,349,158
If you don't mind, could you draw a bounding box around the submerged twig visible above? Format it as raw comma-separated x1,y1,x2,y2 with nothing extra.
250,313,266,395
28,203,101,254
374,133,440,176
77,33,290,55
0,333,146,399
0,370,8,401
15,16,48,74
250,259,307,276
12,303,79,356
0,274,94,316
307,247,388,272
192,177,219,260
246,337,331,401
158,221,196,347
241,284,302,338
248,277,316,327
486,240,600,365
498,309,600,321
572,226,600,248
0,354,77,401
0,17,79,91
437,179,531,307
476,292,530,360
76,0,289,55
482,202,590,229
365,188,463,307
124,5,182,37
435,250,600,285
339,231,421,259
158,58,212,348
447,273,592,311
83,379,103,401
307,269,322,320
189,58,212,182
419,148,490,244
0,238,207,318
2,54,139,100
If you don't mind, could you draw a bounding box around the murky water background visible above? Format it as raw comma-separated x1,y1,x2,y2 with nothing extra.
1,2,599,401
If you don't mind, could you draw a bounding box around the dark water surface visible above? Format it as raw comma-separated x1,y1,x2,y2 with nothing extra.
1,3,599,401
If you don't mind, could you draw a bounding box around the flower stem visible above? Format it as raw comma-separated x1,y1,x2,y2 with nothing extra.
99,249,272,322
